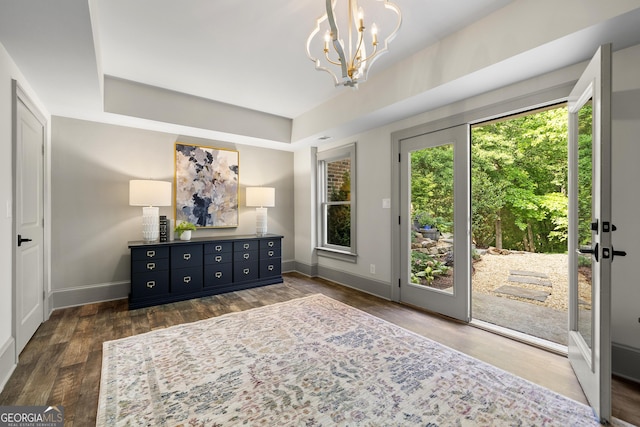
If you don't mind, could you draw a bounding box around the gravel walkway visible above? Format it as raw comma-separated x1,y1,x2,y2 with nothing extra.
472,252,591,312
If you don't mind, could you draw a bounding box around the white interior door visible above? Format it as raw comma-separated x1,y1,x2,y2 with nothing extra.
399,124,471,321
14,82,45,355
568,44,613,423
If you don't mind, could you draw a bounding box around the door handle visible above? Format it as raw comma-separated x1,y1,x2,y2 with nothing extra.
17,235,32,247
578,243,599,262
612,247,627,261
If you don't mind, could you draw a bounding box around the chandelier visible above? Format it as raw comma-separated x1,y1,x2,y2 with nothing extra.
306,0,402,88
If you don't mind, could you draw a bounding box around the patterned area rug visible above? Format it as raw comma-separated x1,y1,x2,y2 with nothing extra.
97,294,607,426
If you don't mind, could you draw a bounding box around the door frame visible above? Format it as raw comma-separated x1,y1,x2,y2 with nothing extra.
12,80,50,360
391,85,573,307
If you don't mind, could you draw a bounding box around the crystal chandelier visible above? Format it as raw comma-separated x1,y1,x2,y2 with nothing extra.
306,0,402,88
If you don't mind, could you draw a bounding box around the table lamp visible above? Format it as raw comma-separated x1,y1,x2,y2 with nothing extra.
246,187,275,236
129,180,172,242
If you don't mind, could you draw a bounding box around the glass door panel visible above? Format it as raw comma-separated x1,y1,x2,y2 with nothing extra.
410,144,454,294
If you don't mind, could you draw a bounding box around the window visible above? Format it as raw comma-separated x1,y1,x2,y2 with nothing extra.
317,143,357,261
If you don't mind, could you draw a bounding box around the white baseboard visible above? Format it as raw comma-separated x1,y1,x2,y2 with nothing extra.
0,337,16,394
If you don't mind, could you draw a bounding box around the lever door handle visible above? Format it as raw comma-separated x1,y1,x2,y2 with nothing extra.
578,243,599,262
612,247,627,261
17,235,32,247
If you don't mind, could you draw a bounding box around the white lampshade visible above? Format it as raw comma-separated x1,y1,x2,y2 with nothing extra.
129,180,172,206
246,187,275,236
245,187,275,207
129,180,172,242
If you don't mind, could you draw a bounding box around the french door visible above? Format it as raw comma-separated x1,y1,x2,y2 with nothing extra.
568,44,616,423
399,124,471,321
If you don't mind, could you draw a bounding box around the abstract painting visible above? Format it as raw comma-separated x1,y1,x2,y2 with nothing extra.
174,143,239,228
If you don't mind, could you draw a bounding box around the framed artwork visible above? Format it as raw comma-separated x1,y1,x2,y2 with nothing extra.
174,142,239,228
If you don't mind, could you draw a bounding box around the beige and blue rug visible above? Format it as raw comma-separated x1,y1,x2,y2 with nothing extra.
98,294,607,426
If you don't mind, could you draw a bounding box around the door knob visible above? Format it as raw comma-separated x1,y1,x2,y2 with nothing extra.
17,234,32,247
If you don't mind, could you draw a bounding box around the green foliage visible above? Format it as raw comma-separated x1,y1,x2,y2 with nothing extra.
410,105,592,254
327,171,351,247
411,144,454,234
469,106,570,253
175,221,196,232
410,251,450,285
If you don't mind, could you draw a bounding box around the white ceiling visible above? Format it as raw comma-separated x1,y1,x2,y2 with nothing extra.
94,0,513,119
1,1,640,148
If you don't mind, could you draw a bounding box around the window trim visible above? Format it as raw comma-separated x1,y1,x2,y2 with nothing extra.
316,143,357,262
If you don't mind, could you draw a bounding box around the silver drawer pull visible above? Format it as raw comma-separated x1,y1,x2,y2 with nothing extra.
268,264,274,271
243,243,250,249
243,268,250,275
146,281,156,288
183,253,191,261
215,245,222,251
146,262,156,270
183,276,191,284
215,255,222,262
268,241,274,247
243,253,250,260
268,250,274,257
215,272,222,279
146,250,156,257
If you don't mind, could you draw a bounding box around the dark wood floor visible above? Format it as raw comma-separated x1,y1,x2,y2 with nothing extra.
1,272,639,426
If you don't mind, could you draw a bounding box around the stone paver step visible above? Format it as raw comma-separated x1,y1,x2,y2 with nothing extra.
494,285,550,302
509,270,549,278
508,275,552,287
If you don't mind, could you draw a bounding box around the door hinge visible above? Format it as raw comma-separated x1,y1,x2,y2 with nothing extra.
398,153,401,162
398,216,401,225
398,278,401,288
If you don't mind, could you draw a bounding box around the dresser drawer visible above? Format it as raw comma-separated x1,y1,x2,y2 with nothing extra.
204,242,233,254
204,263,233,287
234,240,258,252
260,246,281,260
234,250,258,262
171,244,203,269
234,261,259,282
131,247,169,261
204,251,233,265
132,258,169,274
171,267,203,295
131,271,169,297
260,238,281,251
260,259,281,278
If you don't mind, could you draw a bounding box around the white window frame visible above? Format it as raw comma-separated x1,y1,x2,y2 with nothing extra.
316,143,357,262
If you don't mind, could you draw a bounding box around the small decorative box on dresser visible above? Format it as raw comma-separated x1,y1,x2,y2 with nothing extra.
128,234,283,309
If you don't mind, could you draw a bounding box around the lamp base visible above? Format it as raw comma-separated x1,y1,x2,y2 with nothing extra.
142,206,160,242
255,207,268,236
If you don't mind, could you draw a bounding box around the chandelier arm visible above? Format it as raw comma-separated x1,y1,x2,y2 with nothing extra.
356,43,379,65
324,51,344,67
326,0,349,79
350,28,365,69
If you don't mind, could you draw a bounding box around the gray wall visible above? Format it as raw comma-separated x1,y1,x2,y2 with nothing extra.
50,117,294,307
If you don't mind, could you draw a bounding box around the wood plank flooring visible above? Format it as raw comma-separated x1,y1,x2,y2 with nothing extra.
1,272,639,425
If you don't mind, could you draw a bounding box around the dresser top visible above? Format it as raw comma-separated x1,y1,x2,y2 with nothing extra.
128,234,283,249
